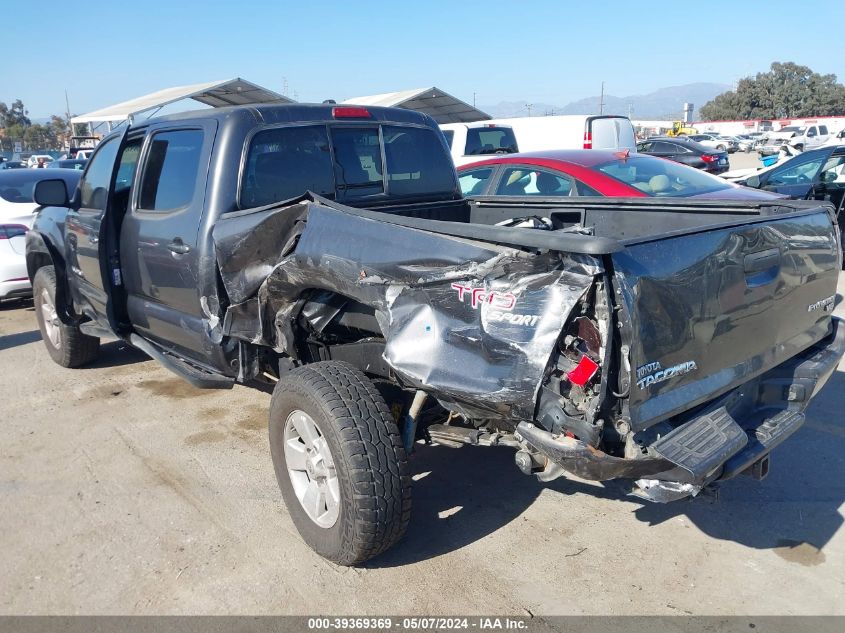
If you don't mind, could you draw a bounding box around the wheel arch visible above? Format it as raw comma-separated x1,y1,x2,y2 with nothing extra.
26,231,75,325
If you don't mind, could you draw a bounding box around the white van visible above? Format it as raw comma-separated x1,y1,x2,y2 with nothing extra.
473,114,637,154
439,122,519,167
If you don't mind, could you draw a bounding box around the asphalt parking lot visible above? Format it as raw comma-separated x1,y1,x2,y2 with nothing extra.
1,274,844,616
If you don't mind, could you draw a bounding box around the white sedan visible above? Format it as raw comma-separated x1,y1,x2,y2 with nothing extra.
0,169,81,300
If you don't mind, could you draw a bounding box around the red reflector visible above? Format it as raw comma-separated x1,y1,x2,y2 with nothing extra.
583,131,593,149
567,356,599,386
332,106,371,119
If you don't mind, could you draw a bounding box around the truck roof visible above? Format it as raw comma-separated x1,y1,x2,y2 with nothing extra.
130,102,435,129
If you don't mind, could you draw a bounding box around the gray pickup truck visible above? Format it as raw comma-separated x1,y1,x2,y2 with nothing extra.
26,103,845,565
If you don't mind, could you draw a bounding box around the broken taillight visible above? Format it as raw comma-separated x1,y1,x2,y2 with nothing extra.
567,356,599,386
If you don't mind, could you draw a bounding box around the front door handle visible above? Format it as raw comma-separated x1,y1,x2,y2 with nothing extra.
167,239,190,255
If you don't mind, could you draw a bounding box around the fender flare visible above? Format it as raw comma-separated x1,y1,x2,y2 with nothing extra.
25,231,77,325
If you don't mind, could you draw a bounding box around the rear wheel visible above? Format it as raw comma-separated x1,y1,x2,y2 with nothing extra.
269,361,411,565
33,266,99,368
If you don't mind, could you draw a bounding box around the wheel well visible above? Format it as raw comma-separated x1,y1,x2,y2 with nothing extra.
26,251,53,283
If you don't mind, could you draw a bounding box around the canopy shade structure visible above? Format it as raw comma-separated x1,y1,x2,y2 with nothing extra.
71,78,293,125
342,87,489,124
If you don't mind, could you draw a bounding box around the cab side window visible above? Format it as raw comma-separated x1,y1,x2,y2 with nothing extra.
139,129,204,212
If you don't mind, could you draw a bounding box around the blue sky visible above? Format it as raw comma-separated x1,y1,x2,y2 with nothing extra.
4,0,845,119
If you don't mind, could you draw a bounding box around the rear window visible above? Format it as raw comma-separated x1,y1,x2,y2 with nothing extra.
464,126,518,156
591,117,636,150
240,124,456,208
595,155,731,197
441,129,455,149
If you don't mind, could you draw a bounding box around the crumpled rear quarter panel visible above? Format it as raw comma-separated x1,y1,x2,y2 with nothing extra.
212,197,603,420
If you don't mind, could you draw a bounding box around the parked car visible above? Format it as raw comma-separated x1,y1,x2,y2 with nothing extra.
463,114,636,153
733,135,756,152
637,137,729,174
26,155,54,168
438,122,519,167
688,134,738,153
0,169,81,300
823,128,845,147
47,158,87,170
785,124,831,151
27,103,844,566
0,160,26,170
737,145,845,218
457,151,781,201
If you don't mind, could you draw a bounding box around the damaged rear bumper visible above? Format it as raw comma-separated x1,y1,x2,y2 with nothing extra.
518,317,845,502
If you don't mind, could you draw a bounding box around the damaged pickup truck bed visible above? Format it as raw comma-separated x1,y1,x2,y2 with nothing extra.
26,103,845,565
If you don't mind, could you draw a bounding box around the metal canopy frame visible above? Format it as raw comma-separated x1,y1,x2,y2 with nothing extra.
71,78,293,130
342,87,489,124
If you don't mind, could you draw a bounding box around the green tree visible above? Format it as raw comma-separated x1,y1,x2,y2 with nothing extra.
700,62,845,120
0,99,31,127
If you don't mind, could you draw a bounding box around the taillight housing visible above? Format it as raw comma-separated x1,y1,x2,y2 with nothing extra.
0,224,28,239
583,130,593,149
332,106,371,119
700,154,717,163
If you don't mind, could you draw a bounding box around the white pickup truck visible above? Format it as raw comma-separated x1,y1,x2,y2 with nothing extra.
774,123,831,151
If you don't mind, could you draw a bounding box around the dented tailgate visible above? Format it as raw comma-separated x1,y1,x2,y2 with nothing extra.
612,209,841,431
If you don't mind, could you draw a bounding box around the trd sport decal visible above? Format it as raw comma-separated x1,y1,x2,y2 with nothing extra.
451,283,516,310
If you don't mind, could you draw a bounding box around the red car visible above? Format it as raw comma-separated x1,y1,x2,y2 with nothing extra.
457,150,783,201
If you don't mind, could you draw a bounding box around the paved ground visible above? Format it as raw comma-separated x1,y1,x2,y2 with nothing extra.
1,275,844,616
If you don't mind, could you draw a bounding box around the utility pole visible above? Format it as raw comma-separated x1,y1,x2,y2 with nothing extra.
473,92,476,107
64,90,72,148
599,81,605,115
526,103,533,117
282,76,289,97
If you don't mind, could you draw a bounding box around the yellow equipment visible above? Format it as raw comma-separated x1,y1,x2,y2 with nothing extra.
666,121,698,136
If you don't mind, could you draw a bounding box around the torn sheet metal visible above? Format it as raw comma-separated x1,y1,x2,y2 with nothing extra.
213,194,603,421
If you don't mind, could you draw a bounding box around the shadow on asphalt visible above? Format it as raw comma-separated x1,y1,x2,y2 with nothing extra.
0,298,33,311
369,371,845,568
81,340,150,370
0,329,42,351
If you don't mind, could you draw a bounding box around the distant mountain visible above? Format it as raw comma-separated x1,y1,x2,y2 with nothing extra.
480,82,731,120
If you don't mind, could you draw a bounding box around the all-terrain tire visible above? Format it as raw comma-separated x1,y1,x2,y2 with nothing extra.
33,266,100,368
269,361,411,565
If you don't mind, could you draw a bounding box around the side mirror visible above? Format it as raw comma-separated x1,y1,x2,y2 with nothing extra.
745,175,761,188
33,179,70,207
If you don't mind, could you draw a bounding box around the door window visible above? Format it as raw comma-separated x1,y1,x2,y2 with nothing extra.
139,129,204,212
495,167,573,196
651,141,678,154
766,154,827,186
820,125,829,135
79,137,120,211
458,167,494,196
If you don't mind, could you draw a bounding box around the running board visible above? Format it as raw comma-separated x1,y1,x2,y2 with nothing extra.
129,334,234,389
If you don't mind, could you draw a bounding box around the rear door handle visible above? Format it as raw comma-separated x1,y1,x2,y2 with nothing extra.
167,239,190,255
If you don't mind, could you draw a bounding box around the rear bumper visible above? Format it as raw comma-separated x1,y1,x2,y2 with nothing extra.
518,317,845,501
